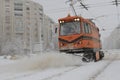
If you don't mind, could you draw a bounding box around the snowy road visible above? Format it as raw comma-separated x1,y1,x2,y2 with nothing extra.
0,50,120,80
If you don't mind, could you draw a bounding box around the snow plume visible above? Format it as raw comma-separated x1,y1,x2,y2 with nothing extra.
103,24,120,49
1,38,24,56
0,52,82,73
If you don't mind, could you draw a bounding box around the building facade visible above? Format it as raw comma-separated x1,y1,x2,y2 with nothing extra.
43,15,57,50
0,0,43,54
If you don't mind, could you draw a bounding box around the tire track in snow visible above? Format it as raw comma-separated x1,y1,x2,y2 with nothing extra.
4,66,80,80
40,66,80,80
89,54,118,80
4,70,41,80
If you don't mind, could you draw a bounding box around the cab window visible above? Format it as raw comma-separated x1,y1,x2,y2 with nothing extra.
83,22,91,33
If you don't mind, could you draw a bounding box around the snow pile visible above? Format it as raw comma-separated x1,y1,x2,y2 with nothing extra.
0,52,82,73
103,49,120,60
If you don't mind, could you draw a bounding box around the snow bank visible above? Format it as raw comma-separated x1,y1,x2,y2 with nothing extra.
103,49,120,60
0,52,82,73
103,24,120,49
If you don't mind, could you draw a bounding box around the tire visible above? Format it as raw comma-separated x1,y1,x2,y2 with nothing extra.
82,52,94,62
94,51,104,62
99,51,104,60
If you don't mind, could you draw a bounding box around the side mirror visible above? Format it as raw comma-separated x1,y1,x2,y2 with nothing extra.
55,28,57,33
97,28,99,31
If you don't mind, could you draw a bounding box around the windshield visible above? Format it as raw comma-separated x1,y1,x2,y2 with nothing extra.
60,21,80,35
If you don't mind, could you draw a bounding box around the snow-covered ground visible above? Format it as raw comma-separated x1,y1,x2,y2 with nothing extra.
0,50,120,80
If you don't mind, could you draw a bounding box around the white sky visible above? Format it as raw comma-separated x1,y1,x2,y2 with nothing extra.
33,0,120,41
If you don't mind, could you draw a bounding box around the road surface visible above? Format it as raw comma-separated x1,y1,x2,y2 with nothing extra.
0,50,120,80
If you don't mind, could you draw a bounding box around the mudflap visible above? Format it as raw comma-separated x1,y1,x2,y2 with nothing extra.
94,51,104,62
99,51,104,60
82,51,104,62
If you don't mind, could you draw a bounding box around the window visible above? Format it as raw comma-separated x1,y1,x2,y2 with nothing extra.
60,21,80,35
6,26,10,30
26,12,30,15
14,3,23,6
5,16,10,24
14,13,23,16
26,17,30,20
26,32,30,36
39,12,43,16
15,19,24,32
5,0,10,2
5,5,10,7
26,21,30,25
6,32,10,36
40,17,43,20
5,16,10,20
35,33,38,37
5,10,10,13
26,2,29,5
83,22,91,33
5,21,10,24
26,7,30,10
14,8,23,11
5,8,10,11
35,23,38,26
27,38,30,41
14,3,23,11
39,8,43,11
34,13,37,15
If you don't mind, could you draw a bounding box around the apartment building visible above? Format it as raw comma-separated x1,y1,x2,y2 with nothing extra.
43,15,56,50
0,0,43,54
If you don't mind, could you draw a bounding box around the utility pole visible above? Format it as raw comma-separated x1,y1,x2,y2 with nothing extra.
66,0,88,15
115,0,119,6
69,3,77,16
78,0,88,10
112,0,120,24
66,0,77,16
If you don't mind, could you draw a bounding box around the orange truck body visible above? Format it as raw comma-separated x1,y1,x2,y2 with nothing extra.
58,15,101,53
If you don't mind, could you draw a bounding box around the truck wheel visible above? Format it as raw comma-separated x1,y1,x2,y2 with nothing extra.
82,53,94,62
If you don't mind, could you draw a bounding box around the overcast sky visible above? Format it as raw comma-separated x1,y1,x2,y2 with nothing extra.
33,0,120,41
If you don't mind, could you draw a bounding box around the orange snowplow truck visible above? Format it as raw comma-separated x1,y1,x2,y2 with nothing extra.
58,15,104,62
